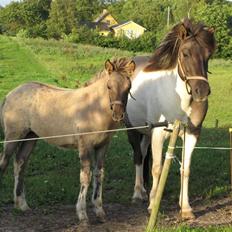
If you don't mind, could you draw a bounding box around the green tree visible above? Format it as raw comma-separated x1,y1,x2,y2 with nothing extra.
76,0,105,23
195,0,232,58
47,0,78,39
0,2,25,35
0,0,51,37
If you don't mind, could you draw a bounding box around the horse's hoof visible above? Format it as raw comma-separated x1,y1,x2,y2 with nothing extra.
141,192,148,202
78,219,89,227
132,197,144,205
147,207,152,215
95,209,106,223
180,210,196,220
15,203,31,212
96,214,106,223
77,212,89,223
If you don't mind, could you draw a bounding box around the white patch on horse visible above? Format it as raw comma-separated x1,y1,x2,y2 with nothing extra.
76,169,91,221
13,160,29,211
132,165,145,200
92,168,105,219
179,132,198,218
127,68,192,129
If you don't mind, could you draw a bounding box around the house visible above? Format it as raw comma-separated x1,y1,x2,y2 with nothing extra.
93,9,146,39
112,20,146,39
93,9,118,36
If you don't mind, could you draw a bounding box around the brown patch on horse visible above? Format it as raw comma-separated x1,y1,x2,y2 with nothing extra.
144,18,216,72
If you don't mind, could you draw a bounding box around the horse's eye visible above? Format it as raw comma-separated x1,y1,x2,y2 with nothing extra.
107,82,112,90
182,49,190,58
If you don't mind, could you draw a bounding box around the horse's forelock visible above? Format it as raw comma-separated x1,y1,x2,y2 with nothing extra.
83,58,132,87
111,57,134,77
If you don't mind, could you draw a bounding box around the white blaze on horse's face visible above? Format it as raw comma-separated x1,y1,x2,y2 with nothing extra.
177,27,215,102
105,59,134,122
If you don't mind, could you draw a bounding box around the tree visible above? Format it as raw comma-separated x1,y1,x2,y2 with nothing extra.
195,0,232,58
47,0,78,39
76,0,105,23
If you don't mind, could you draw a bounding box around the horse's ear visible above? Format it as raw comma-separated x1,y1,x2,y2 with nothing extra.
208,27,215,34
126,60,136,76
105,59,114,74
179,24,187,40
179,18,194,40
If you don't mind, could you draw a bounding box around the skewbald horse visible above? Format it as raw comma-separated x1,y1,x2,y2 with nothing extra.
126,18,216,219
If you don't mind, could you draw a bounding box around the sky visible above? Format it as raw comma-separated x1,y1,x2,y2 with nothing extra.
0,0,20,7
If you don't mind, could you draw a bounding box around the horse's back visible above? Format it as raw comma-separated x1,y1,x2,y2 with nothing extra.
2,82,74,135
132,56,150,79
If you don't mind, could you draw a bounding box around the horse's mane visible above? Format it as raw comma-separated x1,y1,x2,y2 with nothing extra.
144,18,216,72
84,57,132,87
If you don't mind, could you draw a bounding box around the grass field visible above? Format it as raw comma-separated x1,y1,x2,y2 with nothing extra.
0,35,232,231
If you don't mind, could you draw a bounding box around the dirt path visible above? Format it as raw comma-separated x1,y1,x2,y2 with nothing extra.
0,196,231,232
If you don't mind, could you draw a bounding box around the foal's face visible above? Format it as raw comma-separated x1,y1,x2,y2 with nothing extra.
105,60,135,122
178,27,215,102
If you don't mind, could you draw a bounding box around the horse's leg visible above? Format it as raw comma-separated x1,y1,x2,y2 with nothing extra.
179,130,197,219
179,100,207,219
91,143,108,222
0,142,18,177
148,127,168,212
0,131,22,179
127,129,145,202
13,133,37,211
76,138,92,222
138,135,150,200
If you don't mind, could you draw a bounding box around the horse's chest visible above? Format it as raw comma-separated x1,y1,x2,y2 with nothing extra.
161,97,191,121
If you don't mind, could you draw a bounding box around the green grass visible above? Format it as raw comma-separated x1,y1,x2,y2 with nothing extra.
204,59,232,128
0,36,231,230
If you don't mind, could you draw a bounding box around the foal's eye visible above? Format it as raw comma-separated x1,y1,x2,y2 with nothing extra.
183,52,189,58
107,83,112,90
182,49,190,58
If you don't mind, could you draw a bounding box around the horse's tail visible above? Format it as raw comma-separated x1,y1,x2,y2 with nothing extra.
143,145,151,189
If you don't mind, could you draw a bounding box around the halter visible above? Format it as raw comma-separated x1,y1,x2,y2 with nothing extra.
110,100,123,110
178,58,209,95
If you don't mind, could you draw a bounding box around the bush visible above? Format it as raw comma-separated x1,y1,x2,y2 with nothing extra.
78,30,157,53
16,29,30,38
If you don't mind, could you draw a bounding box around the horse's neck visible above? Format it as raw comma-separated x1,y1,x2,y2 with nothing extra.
131,68,192,122
174,69,192,108
86,76,115,122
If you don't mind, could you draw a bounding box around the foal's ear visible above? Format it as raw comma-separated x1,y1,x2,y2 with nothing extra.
105,59,114,74
126,60,136,76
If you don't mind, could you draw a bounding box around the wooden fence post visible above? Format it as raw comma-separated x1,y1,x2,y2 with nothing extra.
146,120,181,232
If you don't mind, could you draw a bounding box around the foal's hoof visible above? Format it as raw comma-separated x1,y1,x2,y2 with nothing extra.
77,212,89,224
78,219,89,228
95,209,106,223
97,214,106,223
180,210,196,220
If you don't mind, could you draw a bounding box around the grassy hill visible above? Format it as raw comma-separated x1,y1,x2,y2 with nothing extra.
0,36,231,230
0,36,231,127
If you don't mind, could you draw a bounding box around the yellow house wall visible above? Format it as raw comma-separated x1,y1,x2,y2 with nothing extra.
101,15,118,26
114,22,145,39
